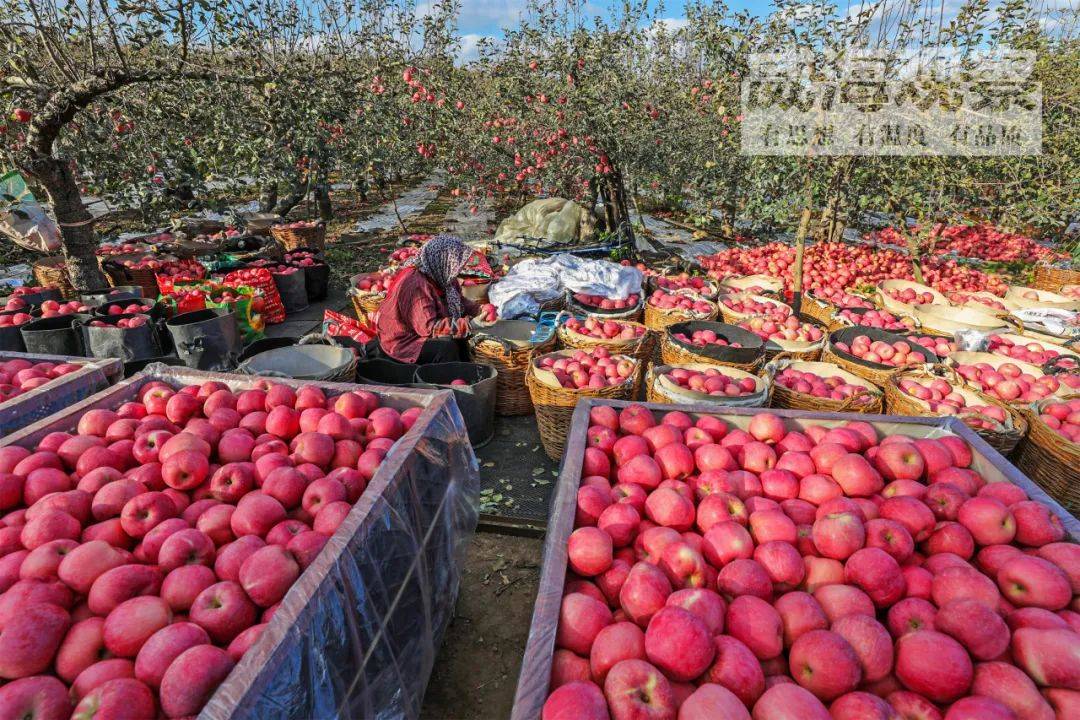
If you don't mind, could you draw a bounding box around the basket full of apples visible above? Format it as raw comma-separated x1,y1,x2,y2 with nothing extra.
822,327,939,386
1017,397,1080,512
716,293,792,326
767,358,883,413
557,315,651,359
829,307,918,334
271,219,326,252
646,363,768,407
986,333,1078,370
885,367,1027,454
644,289,718,331
567,291,644,321
738,315,826,361
528,348,640,459
802,286,876,326
662,321,764,370
649,273,721,300
716,273,784,298
1006,285,1080,312
944,351,1079,403
94,299,164,321
876,279,948,315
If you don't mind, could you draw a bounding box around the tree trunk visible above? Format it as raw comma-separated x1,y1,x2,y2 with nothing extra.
600,171,634,245
315,182,332,221
792,206,813,314
24,156,107,289
259,183,278,213
273,176,308,217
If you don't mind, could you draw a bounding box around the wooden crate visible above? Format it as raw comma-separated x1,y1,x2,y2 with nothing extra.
509,400,1079,720
0,351,121,436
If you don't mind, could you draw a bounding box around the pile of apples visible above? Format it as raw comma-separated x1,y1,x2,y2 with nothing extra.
987,335,1077,369
387,247,420,264
0,358,82,399
833,337,932,368
671,329,742,349
655,275,714,294
103,303,153,316
536,348,636,390
775,368,875,405
895,377,1010,431
836,309,916,331
543,404,1080,720
661,368,759,397
719,296,789,321
738,317,824,344
699,241,1007,296
354,272,393,295
39,300,91,318
809,288,874,310
573,293,641,312
871,225,1066,264
1038,400,1080,443
952,362,1073,402
884,287,938,306
88,317,149,330
564,317,647,342
910,335,958,357
947,292,1008,312
0,312,33,327
0,379,412,718
648,291,714,317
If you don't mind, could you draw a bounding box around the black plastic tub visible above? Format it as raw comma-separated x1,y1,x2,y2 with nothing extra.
20,315,87,356
666,320,764,364
355,358,421,386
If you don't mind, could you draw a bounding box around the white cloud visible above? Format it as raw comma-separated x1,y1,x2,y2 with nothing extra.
456,33,488,63
417,0,529,32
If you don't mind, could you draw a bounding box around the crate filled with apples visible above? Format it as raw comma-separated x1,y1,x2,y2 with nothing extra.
533,348,638,391
0,352,121,435
1034,398,1080,442
518,400,1080,720
650,364,766,405
671,328,742,349
947,352,1079,402
0,311,34,328
3,286,62,309
0,369,476,719
834,308,916,332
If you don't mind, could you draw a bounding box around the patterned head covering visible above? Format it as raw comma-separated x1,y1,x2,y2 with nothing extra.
407,234,474,320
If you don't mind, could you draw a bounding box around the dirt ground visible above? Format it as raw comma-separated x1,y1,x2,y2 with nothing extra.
421,532,544,720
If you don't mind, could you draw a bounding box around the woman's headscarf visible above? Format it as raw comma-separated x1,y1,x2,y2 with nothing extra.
407,234,474,320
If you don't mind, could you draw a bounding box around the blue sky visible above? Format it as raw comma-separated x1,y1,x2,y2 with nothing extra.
444,0,782,59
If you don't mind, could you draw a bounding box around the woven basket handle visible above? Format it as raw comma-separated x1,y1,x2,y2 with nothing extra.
1042,354,1074,376
468,332,513,356
762,351,792,382
298,332,341,348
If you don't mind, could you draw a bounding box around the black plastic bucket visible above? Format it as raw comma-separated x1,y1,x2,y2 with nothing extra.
355,358,420,386
21,315,87,356
304,264,331,301
272,271,308,314
0,312,28,352
166,308,243,371
414,361,498,447
15,288,64,307
80,286,143,306
84,314,160,362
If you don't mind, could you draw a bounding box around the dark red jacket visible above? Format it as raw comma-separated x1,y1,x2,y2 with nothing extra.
376,267,476,362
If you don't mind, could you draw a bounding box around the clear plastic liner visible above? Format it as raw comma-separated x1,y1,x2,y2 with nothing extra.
510,400,1080,720
0,365,479,720
0,351,120,435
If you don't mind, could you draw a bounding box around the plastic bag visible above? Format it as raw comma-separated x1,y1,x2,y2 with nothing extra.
205,285,265,343
0,171,61,253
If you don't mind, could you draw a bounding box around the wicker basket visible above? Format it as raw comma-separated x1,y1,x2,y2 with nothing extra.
820,327,938,387
716,294,793,325
1033,264,1080,293
1016,400,1080,514
649,276,722,300
644,295,719,331
827,306,919,335
350,291,385,324
556,318,654,365
717,275,784,297
1005,285,1080,312
527,352,640,460
565,294,644,322
468,323,557,416
876,280,948,315
766,357,884,414
883,367,1028,456
645,363,769,406
32,257,76,298
101,254,185,300
271,223,326,252
659,333,763,372
943,351,1056,401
